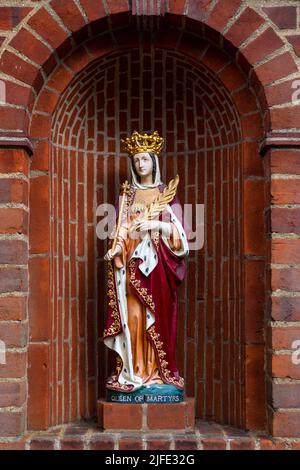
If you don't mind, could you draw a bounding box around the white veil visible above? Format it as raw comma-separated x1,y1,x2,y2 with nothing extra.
130,153,163,188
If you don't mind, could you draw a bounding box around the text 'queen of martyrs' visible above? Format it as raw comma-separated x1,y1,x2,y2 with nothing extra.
103,131,189,393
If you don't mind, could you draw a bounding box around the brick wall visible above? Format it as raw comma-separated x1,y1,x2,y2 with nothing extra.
0,0,299,440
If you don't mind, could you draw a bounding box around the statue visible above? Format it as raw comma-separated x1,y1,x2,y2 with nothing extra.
103,131,189,403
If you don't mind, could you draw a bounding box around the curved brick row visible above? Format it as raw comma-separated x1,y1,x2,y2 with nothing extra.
0,1,298,137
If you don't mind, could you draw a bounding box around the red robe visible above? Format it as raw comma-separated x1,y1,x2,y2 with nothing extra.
103,183,188,390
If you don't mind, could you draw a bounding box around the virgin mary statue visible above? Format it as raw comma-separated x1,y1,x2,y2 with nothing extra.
103,131,189,396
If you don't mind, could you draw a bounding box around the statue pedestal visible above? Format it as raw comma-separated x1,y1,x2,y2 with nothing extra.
97,397,195,431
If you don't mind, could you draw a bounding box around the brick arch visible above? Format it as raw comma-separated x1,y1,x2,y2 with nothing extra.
0,2,298,139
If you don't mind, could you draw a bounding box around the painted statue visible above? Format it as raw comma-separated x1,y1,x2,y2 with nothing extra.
103,131,189,402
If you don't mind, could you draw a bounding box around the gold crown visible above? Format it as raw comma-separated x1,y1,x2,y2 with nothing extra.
121,130,164,157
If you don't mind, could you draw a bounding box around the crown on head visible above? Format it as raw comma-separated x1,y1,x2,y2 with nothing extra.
121,130,164,157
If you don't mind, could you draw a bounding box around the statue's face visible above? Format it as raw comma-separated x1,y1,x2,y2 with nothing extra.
133,152,153,177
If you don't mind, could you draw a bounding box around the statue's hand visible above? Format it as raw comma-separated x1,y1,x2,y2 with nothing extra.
132,219,161,232
104,243,122,261
133,220,172,238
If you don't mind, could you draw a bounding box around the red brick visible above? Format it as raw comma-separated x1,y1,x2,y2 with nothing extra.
85,34,114,59
241,113,263,139
272,239,300,264
271,297,300,322
272,411,300,437
106,0,128,15
244,260,264,344
0,179,28,204
225,8,265,47
232,88,257,115
146,437,171,450
262,6,297,30
255,52,297,87
0,149,29,174
0,322,27,348
265,79,298,107
47,65,74,93
230,438,255,450
0,412,25,437
271,106,300,131
196,420,223,436
79,0,106,22
30,438,55,450
0,296,26,321
272,354,300,379
174,437,198,450
0,208,28,235
0,381,26,407
168,0,187,15
242,28,284,65
290,441,300,450
259,437,286,450
202,438,226,450
27,344,49,430
90,434,115,450
0,7,31,30
61,437,85,450
0,267,28,293
243,141,264,177
28,8,68,49
0,441,26,450
217,63,245,92
147,403,186,430
1,81,33,108
10,28,52,64
64,46,90,73
29,175,50,254
29,114,51,139
287,36,300,58
31,141,50,172
245,345,266,430
0,107,27,132
0,51,39,86
187,0,215,22
269,150,300,174
118,436,143,450
98,400,143,430
272,270,300,292
273,383,300,409
35,88,60,114
29,257,50,341
201,45,231,74
271,327,300,350
0,351,26,379
0,240,28,264
206,0,242,32
244,180,266,256
51,0,86,32
271,179,300,205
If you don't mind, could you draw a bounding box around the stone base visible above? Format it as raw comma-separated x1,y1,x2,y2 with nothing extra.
97,397,195,431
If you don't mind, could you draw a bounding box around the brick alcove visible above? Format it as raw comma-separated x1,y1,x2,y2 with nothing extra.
1,1,300,445
28,41,266,432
